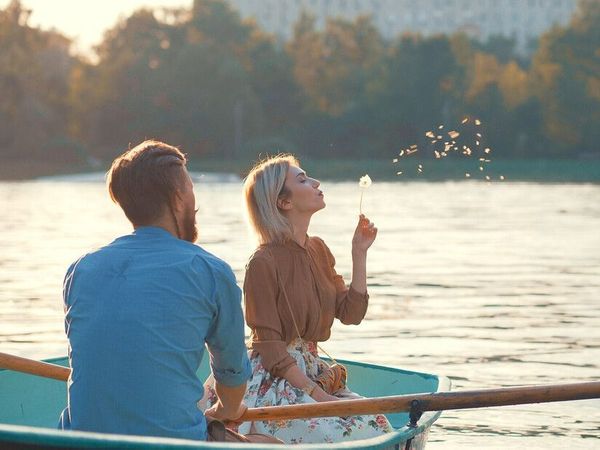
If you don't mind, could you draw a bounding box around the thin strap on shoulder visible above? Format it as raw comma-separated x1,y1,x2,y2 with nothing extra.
269,248,338,365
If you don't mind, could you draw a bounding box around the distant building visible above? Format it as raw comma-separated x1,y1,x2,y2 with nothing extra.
226,0,578,54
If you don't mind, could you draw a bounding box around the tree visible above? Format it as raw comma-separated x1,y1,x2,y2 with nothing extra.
530,0,600,156
0,0,74,159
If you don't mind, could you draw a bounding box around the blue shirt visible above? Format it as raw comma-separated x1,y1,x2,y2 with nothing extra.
59,227,251,440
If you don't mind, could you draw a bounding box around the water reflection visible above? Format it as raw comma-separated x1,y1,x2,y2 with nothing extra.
1,179,599,448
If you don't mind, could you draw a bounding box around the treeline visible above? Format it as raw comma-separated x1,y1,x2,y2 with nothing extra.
1,0,598,167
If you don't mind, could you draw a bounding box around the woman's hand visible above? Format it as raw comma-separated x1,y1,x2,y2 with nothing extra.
352,214,378,255
311,386,341,402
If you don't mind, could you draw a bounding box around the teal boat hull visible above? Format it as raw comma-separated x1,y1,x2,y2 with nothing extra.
0,356,449,449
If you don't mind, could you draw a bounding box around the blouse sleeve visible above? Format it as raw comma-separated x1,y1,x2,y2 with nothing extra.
244,254,297,378
319,239,369,325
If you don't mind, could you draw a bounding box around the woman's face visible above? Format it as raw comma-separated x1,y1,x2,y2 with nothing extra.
280,165,325,214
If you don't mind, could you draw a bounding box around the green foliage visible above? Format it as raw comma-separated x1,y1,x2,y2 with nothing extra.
0,0,598,171
0,0,74,160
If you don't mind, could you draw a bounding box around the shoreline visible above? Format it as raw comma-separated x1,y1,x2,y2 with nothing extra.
2,158,599,183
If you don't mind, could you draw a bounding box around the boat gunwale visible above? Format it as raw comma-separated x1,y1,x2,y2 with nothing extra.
0,357,448,449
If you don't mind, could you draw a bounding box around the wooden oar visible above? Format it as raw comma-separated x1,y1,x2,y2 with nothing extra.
240,381,600,421
0,352,69,381
1,352,599,422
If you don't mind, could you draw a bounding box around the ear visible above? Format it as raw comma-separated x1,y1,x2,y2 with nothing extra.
277,196,292,211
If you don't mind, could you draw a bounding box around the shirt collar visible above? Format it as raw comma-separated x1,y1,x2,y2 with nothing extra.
132,226,176,239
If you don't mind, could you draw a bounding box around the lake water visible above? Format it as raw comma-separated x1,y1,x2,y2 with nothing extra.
1,175,599,448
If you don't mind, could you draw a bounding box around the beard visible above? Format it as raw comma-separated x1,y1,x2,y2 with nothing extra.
182,207,198,243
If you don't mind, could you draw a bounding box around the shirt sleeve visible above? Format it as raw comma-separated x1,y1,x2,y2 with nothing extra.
244,255,297,378
205,264,252,387
319,239,369,325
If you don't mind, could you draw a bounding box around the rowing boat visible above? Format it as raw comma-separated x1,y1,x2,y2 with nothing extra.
0,355,449,449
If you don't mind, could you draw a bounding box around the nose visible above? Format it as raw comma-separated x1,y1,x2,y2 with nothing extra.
311,178,320,188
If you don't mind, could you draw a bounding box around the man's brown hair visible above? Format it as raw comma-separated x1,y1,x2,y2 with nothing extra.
107,140,187,226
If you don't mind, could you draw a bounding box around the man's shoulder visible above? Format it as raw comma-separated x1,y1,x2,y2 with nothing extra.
185,244,235,279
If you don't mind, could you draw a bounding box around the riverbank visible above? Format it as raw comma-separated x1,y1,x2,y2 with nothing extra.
2,157,599,182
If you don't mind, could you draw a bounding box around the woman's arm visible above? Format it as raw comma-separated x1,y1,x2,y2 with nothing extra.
244,255,297,377
350,214,378,294
283,365,339,402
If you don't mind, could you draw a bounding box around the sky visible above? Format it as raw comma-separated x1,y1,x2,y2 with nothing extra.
1,0,191,55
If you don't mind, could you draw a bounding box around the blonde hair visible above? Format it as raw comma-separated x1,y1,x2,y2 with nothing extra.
243,154,299,245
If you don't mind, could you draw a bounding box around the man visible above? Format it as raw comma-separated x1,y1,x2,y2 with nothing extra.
59,140,251,441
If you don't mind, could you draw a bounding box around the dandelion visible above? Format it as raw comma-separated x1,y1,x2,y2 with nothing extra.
358,174,372,214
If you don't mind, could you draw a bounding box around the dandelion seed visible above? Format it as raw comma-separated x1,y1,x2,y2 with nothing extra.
399,150,405,156
479,158,486,162
465,173,471,178
479,166,484,171
475,119,481,125
431,140,438,144
485,175,490,181
441,152,447,157
425,131,435,138
410,144,418,149
462,118,468,124
418,164,423,169
397,171,403,175
484,148,491,154
438,125,444,129
406,148,418,155
437,135,443,140
434,151,441,159
448,130,460,139
500,175,505,180
484,159,491,163
453,146,458,151
476,141,480,146
476,133,482,138
393,158,398,163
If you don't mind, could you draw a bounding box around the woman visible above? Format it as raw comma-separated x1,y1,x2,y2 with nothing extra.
226,154,391,443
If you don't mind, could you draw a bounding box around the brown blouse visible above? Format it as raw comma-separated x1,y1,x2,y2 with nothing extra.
243,236,369,378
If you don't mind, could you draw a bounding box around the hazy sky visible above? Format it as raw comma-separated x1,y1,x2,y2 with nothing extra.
1,0,191,54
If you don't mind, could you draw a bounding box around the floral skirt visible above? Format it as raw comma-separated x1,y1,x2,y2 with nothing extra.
198,339,392,444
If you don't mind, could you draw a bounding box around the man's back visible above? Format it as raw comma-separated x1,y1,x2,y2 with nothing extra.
60,226,247,440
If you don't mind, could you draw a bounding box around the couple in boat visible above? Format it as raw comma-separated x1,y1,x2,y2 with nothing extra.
58,140,391,444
